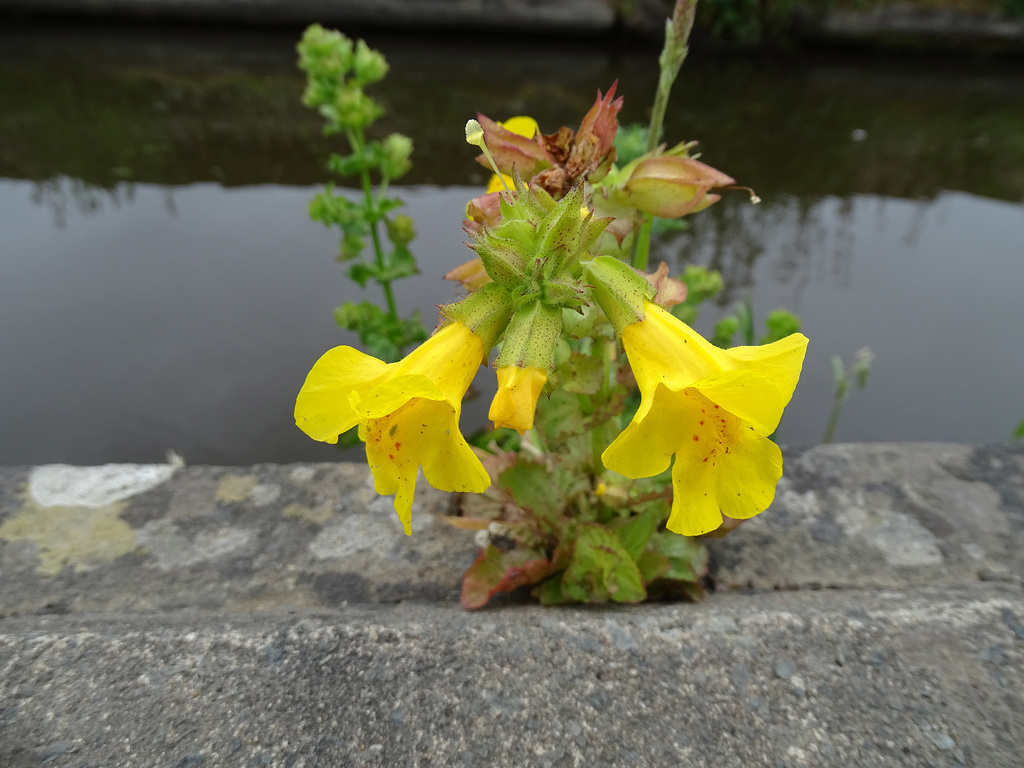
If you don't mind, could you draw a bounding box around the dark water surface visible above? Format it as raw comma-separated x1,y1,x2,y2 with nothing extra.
1,22,1022,465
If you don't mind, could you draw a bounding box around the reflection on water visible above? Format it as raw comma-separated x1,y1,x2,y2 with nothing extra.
1,22,1023,464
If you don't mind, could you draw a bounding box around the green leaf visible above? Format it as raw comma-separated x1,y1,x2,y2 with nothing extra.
736,297,754,346
533,386,585,443
498,460,567,521
648,531,709,582
560,352,605,395
673,265,724,325
327,149,376,177
333,301,427,362
1015,419,1024,439
636,550,671,583
348,262,376,287
534,572,572,605
561,523,646,604
382,244,419,282
611,510,658,561
461,545,551,610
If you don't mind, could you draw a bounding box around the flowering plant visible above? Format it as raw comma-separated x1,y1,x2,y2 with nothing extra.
295,2,808,609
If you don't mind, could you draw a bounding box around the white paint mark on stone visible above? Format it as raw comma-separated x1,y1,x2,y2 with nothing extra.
29,464,176,508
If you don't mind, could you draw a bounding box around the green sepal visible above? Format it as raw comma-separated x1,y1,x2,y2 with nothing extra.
439,282,513,351
583,255,652,338
541,277,588,311
495,299,562,370
530,184,559,214
470,235,530,286
538,185,586,271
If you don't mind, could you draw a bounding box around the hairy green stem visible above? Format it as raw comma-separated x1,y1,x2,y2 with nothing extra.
632,0,698,269
632,215,654,271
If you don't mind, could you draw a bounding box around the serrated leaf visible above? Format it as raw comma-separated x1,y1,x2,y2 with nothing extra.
534,387,586,442
461,545,551,610
561,523,645,604
498,460,567,521
560,352,604,395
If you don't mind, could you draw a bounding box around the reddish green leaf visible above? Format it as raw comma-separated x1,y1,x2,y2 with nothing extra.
461,545,551,610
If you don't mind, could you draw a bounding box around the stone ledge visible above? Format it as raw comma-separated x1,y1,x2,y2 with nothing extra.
0,443,1021,617
1,586,1021,767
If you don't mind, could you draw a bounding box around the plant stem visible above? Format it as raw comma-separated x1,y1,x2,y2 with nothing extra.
823,395,845,444
632,215,654,271
632,0,697,269
647,0,697,154
349,128,399,319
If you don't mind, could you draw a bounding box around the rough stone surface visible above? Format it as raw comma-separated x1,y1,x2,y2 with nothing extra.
710,443,1024,591
0,587,1021,767
1,443,1023,766
0,462,478,616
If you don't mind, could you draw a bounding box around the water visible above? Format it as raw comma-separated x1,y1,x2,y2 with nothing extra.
1,21,1022,465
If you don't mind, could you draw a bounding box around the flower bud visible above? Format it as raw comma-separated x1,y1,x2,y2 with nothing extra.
352,39,388,85
380,133,413,179
385,214,416,245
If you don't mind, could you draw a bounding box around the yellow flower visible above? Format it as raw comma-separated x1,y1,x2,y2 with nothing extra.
294,322,490,534
489,365,547,434
603,302,808,537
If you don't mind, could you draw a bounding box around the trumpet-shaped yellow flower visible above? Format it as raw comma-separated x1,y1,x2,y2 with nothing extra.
294,322,490,534
603,302,808,537
489,365,547,434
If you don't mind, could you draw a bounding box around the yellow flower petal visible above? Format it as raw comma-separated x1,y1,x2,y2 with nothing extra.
394,322,484,407
500,116,539,138
294,346,389,443
488,365,547,434
294,321,488,534
623,302,808,399
663,395,783,536
605,301,807,537
355,374,443,420
601,383,688,478
486,173,514,194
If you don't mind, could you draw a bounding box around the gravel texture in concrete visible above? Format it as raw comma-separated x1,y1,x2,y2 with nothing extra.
1,587,1021,767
